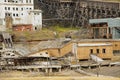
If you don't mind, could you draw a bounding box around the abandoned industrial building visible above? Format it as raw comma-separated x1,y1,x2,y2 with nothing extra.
89,18,120,39
0,0,42,31
0,31,120,73
0,0,120,77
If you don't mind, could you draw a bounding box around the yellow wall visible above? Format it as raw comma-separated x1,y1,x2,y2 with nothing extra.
29,40,120,60
112,41,120,50
78,40,120,51
48,49,60,57
47,42,72,57
60,42,72,57
77,43,113,60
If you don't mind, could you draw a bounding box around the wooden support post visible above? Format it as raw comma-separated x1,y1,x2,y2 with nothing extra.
88,65,91,69
45,68,48,73
29,69,32,72
49,68,52,73
37,69,40,72
58,68,61,72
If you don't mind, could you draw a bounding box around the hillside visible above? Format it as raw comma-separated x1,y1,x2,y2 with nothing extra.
11,26,90,42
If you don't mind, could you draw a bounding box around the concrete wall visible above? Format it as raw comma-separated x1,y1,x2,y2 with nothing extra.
0,0,42,30
29,10,42,30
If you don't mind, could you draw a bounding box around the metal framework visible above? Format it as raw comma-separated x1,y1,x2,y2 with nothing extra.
35,0,120,27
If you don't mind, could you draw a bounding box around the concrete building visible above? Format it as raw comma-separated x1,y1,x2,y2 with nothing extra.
0,0,42,31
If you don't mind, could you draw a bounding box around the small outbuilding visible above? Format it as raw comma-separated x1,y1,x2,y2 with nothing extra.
89,18,120,39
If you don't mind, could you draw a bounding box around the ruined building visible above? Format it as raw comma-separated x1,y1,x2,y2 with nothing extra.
0,0,42,31
35,0,120,27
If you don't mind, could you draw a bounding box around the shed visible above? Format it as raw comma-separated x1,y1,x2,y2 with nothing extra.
89,18,120,39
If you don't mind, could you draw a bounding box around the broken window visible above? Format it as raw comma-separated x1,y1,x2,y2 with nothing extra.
0,53,1,57
26,0,28,3
8,7,10,10
5,7,7,10
13,13,15,16
30,0,31,3
8,0,13,2
21,8,23,11
16,8,18,11
102,49,106,53
90,49,93,54
96,49,99,54
5,13,11,17
13,7,15,10
46,52,48,54
6,53,10,56
16,14,18,17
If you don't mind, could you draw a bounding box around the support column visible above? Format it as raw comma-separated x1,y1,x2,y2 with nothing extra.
49,68,52,73
88,65,91,69
45,68,48,73
98,65,101,68
107,27,109,39
58,68,61,72
29,69,32,72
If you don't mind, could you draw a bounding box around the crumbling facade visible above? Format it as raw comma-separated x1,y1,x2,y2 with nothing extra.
0,0,42,31
35,0,120,27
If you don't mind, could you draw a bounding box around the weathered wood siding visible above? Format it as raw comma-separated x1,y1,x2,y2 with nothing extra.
77,45,113,60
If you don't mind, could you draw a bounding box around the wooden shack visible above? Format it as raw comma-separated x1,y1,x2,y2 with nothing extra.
28,40,72,58
89,18,120,39
74,39,120,61
76,42,113,60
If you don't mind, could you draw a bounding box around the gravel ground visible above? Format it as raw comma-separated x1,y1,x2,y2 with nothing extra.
84,66,120,78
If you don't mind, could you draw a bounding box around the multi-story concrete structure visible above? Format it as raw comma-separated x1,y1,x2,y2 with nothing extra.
0,0,42,31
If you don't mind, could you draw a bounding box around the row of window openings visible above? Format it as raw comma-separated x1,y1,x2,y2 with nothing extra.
90,49,106,54
5,13,20,17
40,52,48,55
6,13,40,17
5,0,19,3
5,7,32,11
6,53,15,56
4,0,32,3
0,53,15,57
